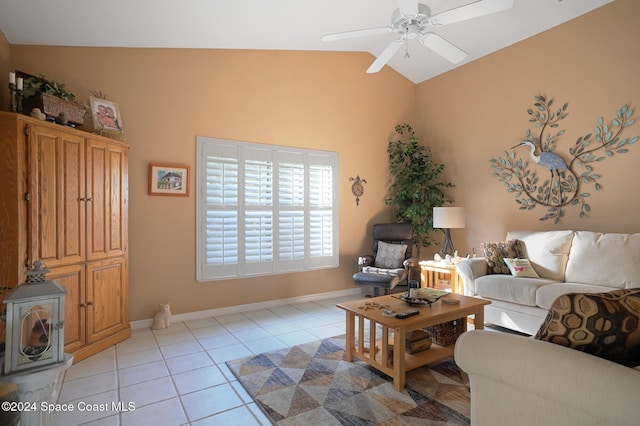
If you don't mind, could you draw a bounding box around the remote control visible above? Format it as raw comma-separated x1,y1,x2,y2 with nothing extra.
382,310,396,317
395,310,419,319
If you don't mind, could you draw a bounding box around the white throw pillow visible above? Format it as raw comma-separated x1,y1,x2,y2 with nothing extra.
374,241,407,269
506,230,574,280
503,258,540,278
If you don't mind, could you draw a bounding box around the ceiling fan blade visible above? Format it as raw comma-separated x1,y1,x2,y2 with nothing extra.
321,27,393,42
430,0,514,26
398,0,419,17
366,39,404,73
420,32,467,64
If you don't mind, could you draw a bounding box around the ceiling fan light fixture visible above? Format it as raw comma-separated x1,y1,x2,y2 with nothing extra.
323,0,513,73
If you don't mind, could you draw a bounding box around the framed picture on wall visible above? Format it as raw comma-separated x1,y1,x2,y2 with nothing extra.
89,96,123,132
148,163,190,197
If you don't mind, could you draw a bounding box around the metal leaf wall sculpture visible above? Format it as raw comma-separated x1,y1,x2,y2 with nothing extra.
490,95,638,223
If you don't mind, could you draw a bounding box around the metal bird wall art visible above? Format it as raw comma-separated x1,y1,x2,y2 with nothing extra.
490,95,638,223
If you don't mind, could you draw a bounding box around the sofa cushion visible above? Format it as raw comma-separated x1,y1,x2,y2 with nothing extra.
564,231,640,289
475,275,557,306
506,230,574,281
534,289,640,367
504,258,539,278
374,241,407,269
480,239,523,274
536,283,620,310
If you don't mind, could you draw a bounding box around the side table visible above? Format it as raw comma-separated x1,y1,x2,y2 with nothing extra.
1,354,73,426
419,260,462,294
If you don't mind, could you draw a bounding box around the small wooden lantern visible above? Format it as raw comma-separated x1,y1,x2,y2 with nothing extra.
2,261,67,375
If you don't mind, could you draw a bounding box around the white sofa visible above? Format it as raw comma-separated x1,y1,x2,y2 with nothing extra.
456,230,640,335
455,330,640,426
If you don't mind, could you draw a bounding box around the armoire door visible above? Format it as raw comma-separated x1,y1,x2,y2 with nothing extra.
27,125,85,269
48,264,86,352
86,258,128,343
86,139,128,261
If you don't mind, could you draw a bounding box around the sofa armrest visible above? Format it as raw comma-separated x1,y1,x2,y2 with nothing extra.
455,330,640,426
455,258,487,296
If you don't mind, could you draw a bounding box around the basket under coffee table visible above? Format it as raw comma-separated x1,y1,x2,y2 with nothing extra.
336,293,491,391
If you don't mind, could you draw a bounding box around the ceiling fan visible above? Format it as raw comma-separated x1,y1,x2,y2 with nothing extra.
321,0,514,73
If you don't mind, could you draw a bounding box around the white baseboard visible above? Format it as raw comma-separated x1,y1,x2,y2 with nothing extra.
131,287,365,330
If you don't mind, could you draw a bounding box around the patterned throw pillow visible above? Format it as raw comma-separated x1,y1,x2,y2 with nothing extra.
480,239,523,274
534,289,640,367
374,241,407,269
503,258,540,278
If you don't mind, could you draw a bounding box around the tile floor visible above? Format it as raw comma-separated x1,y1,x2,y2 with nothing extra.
53,294,366,426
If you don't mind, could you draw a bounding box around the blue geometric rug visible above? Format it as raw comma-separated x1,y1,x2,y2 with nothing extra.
226,335,470,425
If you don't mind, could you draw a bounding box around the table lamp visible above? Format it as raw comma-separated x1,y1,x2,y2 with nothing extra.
433,207,466,256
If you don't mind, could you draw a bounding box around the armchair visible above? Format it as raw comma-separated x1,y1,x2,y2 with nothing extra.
353,223,420,296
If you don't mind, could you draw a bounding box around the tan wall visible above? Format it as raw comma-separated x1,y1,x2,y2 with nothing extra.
415,0,640,259
8,46,416,320
0,29,10,109
4,0,639,320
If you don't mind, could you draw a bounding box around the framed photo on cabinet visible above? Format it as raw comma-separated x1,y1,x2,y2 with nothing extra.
89,96,123,132
148,163,190,197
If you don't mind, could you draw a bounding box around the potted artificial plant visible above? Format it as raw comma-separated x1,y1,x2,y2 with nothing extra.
385,123,454,257
20,73,87,125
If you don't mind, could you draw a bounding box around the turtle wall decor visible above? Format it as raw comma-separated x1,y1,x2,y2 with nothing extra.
349,175,367,206
490,95,638,223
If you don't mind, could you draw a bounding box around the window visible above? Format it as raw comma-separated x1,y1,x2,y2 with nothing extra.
196,136,339,281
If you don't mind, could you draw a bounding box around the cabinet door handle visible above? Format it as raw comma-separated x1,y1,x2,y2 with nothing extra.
86,301,94,306
79,303,86,307
79,197,93,201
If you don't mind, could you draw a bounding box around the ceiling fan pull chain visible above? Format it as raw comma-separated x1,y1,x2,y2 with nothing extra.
404,27,410,59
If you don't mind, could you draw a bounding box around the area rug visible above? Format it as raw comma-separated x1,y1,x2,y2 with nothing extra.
226,335,470,425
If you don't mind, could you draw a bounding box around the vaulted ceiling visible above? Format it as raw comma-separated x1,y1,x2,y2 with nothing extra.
0,0,613,83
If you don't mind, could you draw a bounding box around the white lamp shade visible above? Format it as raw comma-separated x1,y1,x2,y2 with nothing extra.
433,207,466,229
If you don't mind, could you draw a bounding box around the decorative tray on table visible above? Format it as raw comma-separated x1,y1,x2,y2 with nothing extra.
397,288,450,306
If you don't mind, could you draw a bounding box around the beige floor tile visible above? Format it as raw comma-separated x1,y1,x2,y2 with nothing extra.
53,389,119,426
119,376,177,408
196,332,239,350
206,343,253,364
159,340,203,359
242,336,288,354
59,370,117,403
118,360,168,387
116,333,158,355
180,383,244,422
191,405,262,426
165,351,214,375
117,347,163,369
173,365,227,395
120,397,187,426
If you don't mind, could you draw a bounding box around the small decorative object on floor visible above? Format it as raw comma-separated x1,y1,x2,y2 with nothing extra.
151,303,172,330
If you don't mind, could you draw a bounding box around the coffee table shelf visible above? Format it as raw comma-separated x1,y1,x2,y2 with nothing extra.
337,294,490,391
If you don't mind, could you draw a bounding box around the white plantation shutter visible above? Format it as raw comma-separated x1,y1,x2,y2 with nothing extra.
196,137,338,281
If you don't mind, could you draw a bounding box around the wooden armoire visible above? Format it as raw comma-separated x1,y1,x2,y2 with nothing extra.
0,112,130,363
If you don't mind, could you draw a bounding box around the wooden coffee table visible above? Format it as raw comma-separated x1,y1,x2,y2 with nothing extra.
336,293,490,391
